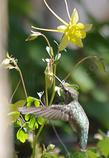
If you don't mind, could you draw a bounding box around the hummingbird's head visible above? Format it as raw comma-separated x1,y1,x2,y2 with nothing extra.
62,82,79,101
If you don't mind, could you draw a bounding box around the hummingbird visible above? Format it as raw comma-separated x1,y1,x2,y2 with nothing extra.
19,83,89,151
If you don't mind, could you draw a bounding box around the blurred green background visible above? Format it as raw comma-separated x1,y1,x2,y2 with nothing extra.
8,0,109,155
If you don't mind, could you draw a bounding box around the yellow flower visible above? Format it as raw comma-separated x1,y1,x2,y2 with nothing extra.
57,9,92,51
32,0,92,51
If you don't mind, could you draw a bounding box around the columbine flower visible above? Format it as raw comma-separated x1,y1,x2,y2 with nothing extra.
32,0,92,51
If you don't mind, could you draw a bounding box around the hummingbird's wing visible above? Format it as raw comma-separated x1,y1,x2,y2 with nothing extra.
19,105,69,121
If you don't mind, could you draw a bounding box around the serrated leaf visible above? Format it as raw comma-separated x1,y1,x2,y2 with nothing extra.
38,117,45,125
28,117,36,129
17,129,28,143
8,111,20,123
34,99,40,107
97,137,109,157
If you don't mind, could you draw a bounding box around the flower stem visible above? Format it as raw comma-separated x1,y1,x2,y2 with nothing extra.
43,0,68,26
64,0,71,20
32,26,59,33
17,67,28,98
49,64,56,105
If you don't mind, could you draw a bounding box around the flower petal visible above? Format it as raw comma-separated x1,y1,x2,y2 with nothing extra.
84,24,92,32
59,35,68,51
77,23,85,29
57,25,66,32
71,38,83,48
70,8,79,24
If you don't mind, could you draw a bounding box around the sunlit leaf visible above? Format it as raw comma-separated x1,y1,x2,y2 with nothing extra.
17,129,28,143
8,111,20,123
27,102,31,107
10,100,26,112
27,96,35,103
34,99,40,107
38,117,45,125
14,99,26,107
28,117,36,129
86,150,98,158
25,114,30,121
35,122,39,129
97,137,109,157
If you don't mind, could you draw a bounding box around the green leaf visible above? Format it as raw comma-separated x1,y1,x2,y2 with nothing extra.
16,120,22,126
8,111,20,123
34,99,40,107
27,96,35,103
14,99,26,107
25,114,30,121
38,117,45,125
10,100,26,112
28,117,36,129
17,129,28,143
27,102,31,107
97,137,109,157
70,151,86,158
27,96,35,107
86,150,98,158
35,122,39,129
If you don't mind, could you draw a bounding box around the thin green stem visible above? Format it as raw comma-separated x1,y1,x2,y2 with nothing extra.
32,26,60,33
45,76,49,106
43,0,68,26
64,0,71,20
36,124,45,141
10,80,21,103
17,67,28,98
49,64,56,105
33,67,50,152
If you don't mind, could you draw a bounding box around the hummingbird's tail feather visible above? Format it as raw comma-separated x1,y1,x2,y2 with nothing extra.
79,119,89,151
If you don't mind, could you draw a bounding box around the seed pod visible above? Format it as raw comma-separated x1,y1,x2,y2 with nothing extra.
44,58,54,88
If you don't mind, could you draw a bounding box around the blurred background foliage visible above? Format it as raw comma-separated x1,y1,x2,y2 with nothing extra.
8,0,109,156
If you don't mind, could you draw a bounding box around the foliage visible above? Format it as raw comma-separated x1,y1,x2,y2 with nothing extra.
1,0,109,157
